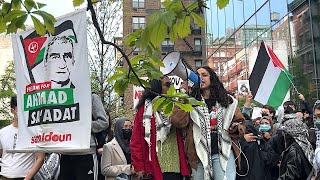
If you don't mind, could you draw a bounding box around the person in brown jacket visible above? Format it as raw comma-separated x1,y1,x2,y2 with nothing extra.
171,66,245,180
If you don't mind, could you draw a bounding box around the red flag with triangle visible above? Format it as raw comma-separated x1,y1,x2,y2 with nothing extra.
23,37,47,68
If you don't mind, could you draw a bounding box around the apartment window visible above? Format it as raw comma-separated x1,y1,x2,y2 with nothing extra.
194,38,202,51
195,59,202,68
133,0,144,8
161,38,174,52
132,17,145,31
191,22,201,34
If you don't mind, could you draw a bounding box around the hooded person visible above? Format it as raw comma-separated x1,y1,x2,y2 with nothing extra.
278,114,314,180
237,120,278,180
101,118,133,180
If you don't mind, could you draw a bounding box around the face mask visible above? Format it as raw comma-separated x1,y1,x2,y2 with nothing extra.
122,128,132,140
284,106,294,114
261,112,269,117
259,124,271,132
315,119,320,129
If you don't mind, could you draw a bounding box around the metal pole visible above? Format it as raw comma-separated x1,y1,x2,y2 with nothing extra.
308,0,319,99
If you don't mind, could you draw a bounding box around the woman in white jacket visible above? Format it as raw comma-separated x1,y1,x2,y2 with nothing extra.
101,118,133,180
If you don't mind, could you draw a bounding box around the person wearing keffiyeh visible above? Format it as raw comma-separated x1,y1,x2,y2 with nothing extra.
313,100,320,176
171,66,245,180
130,76,190,180
278,114,314,180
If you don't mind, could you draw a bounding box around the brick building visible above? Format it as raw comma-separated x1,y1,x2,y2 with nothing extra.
289,0,320,100
122,0,206,112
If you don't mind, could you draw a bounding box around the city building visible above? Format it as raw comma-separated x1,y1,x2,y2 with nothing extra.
122,0,206,111
235,25,271,46
289,0,320,100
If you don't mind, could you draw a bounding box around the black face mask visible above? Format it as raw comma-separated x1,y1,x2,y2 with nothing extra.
284,106,294,114
122,128,132,140
261,112,269,117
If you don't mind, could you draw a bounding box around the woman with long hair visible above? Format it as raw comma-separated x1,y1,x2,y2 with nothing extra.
171,66,245,180
130,76,190,180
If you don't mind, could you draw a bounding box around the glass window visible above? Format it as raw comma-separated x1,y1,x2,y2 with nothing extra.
161,38,174,52
133,0,145,8
194,38,202,51
132,17,145,31
195,59,202,68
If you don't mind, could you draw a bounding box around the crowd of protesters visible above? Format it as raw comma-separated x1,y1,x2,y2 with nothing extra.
2,65,320,180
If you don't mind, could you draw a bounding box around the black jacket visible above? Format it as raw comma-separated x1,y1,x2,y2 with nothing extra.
237,121,279,180
278,142,312,180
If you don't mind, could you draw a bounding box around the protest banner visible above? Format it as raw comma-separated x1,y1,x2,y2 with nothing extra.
11,9,91,152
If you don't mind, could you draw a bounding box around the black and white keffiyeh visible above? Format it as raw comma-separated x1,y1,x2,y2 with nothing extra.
282,114,314,165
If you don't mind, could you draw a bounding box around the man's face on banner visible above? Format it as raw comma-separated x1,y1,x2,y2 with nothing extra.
45,36,74,84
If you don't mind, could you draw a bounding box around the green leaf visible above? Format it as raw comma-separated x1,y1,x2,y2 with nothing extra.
177,15,191,38
149,43,162,55
190,12,205,27
217,0,230,9
43,19,55,34
124,28,142,46
115,67,127,73
140,27,151,48
0,21,6,33
150,21,167,47
186,1,198,11
166,86,175,95
7,21,17,33
161,10,176,26
3,10,26,22
1,2,11,15
73,0,84,7
114,79,129,95
165,0,183,13
24,0,37,11
31,15,46,35
32,10,56,23
12,0,21,10
107,73,124,83
163,101,174,116
169,24,178,42
174,92,189,98
149,56,165,67
14,14,27,29
37,2,46,9
130,54,144,65
153,97,166,111
188,97,205,106
175,102,193,112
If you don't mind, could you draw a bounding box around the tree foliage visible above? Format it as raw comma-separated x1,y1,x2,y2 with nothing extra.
0,61,16,120
289,56,314,107
1,0,230,115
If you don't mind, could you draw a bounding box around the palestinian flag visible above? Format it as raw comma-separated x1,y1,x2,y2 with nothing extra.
23,37,47,68
249,40,293,108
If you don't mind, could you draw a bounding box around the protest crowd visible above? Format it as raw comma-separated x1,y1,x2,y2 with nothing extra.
2,65,320,180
